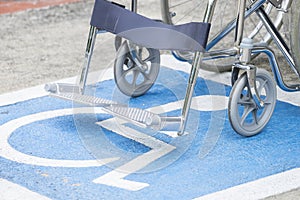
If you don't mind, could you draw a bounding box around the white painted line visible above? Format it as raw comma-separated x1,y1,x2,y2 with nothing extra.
99,118,175,149
0,76,75,107
160,131,183,138
0,84,48,107
0,178,51,200
96,116,176,190
93,147,174,191
0,107,119,167
146,95,228,114
190,95,228,111
201,68,300,107
0,68,114,107
194,168,300,200
94,93,227,190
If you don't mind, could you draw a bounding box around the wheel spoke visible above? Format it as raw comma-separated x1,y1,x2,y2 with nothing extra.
122,65,135,77
257,79,268,95
137,48,143,58
143,54,157,62
252,109,259,125
141,67,153,78
169,0,192,9
237,99,254,105
131,69,139,87
263,101,272,105
171,1,202,23
237,93,253,105
240,105,256,126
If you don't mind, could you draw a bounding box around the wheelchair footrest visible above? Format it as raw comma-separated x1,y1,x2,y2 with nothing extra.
50,92,118,107
104,105,161,129
46,83,162,130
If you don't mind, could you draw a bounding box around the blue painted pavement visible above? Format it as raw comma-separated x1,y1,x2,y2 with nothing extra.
0,67,299,199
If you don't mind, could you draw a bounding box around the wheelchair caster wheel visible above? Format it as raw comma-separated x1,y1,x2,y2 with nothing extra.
228,69,277,136
114,41,160,97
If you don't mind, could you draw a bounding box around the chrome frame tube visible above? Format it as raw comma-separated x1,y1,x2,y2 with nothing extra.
248,3,272,39
206,0,267,50
178,52,203,135
203,0,217,23
255,7,300,77
203,48,238,61
252,47,300,92
131,0,137,12
127,0,147,71
234,63,265,108
78,26,98,94
178,0,217,135
235,0,247,47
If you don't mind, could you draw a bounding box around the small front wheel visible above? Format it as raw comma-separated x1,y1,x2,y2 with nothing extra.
228,69,277,136
114,42,160,97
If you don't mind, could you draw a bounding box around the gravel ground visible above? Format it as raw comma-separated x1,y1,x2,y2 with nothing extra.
0,1,92,93
1,0,299,94
0,0,161,94
0,0,299,199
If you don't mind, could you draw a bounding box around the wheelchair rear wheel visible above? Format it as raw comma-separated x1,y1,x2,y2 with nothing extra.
161,0,290,72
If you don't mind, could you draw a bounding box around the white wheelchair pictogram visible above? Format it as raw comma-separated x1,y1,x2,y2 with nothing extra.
0,95,228,191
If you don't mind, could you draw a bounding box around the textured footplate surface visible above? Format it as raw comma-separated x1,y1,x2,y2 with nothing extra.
104,105,161,128
50,92,118,107
49,92,161,128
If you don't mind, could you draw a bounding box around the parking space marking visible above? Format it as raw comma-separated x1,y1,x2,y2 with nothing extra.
194,168,300,200
0,55,299,199
96,118,176,191
94,94,228,191
0,108,119,167
0,178,51,200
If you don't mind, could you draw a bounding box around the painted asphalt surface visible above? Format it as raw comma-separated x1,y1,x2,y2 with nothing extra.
0,55,300,199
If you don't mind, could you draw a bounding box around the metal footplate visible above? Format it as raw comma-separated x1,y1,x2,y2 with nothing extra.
45,83,118,107
45,83,163,130
104,106,162,130
50,92,119,107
